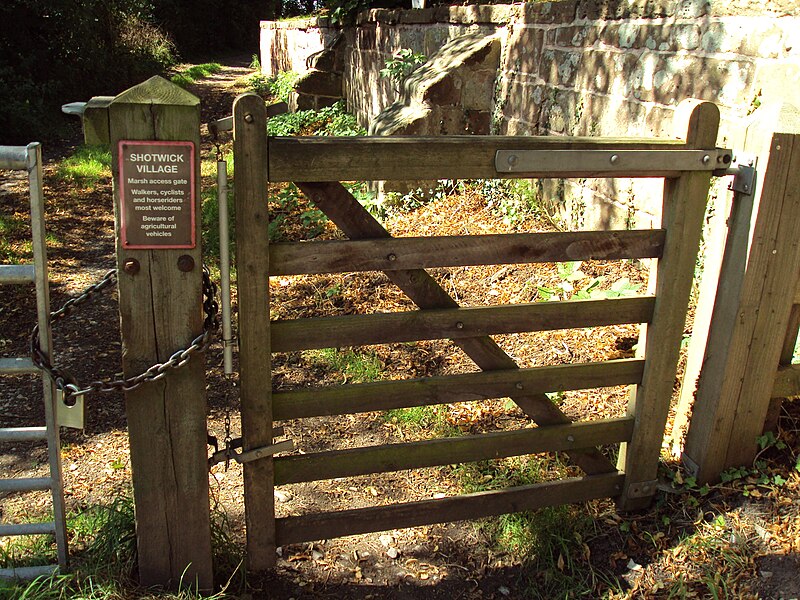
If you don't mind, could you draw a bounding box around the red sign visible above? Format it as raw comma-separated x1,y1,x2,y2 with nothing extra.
118,140,196,249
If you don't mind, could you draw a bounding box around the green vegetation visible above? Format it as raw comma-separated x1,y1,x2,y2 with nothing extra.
0,2,177,143
267,100,366,137
0,214,30,264
383,404,460,437
327,0,373,24
170,63,222,87
453,455,605,598
308,347,383,383
268,183,328,241
201,153,235,261
532,261,641,302
0,495,240,599
380,48,426,87
54,145,112,187
479,178,559,228
245,70,300,103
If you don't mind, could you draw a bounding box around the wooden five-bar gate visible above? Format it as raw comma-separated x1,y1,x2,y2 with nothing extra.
231,94,727,569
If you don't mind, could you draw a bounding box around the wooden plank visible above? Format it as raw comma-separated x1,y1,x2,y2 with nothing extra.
297,181,619,476
617,100,719,508
270,136,691,182
108,76,212,589
273,358,645,419
671,174,754,454
270,229,665,276
773,364,800,398
683,109,800,481
275,418,634,484
764,303,800,431
233,93,275,571
274,472,624,545
272,296,654,352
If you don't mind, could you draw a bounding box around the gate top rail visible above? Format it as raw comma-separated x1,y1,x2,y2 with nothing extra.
267,135,732,182
0,144,35,170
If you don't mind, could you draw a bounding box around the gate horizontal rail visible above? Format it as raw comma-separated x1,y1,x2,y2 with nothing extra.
271,296,655,352
268,135,729,182
273,358,645,419
274,417,634,485
270,229,665,276
274,473,625,545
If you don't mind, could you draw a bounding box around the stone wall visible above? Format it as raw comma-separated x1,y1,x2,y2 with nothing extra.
261,1,800,228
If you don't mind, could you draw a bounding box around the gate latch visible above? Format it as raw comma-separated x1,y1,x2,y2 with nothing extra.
208,433,294,467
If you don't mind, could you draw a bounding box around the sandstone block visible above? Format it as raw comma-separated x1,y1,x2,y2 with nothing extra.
521,0,578,25
461,70,495,110
423,76,462,105
295,69,343,97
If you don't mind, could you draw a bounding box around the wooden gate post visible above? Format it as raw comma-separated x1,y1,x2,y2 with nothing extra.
617,100,719,510
232,93,275,570
681,105,800,481
108,76,213,589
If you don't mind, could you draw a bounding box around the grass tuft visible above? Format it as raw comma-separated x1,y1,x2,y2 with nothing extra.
171,63,222,87
0,494,239,599
308,347,383,384
54,145,111,187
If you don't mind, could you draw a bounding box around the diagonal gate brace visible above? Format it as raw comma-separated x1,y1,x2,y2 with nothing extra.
296,181,618,476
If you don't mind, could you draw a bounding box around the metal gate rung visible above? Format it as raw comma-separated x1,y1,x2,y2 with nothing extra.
0,521,55,536
0,564,58,580
0,427,47,442
0,477,52,492
0,264,35,284
0,357,38,375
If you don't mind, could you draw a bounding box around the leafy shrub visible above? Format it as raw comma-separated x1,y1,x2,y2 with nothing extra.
246,70,300,103
267,100,366,136
328,0,373,24
0,1,176,143
380,48,427,86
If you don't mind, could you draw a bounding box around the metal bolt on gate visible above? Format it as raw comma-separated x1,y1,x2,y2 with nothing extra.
0,143,69,579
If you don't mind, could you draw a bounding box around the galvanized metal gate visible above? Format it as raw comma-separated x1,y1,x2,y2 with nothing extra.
230,96,725,569
0,144,68,578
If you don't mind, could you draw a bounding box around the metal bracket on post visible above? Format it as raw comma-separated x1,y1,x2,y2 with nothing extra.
725,153,758,196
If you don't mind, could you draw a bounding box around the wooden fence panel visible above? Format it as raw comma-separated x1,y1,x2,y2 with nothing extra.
274,418,634,485
269,137,728,182
297,181,618,476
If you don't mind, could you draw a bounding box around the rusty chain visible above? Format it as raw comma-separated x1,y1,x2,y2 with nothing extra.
31,266,219,403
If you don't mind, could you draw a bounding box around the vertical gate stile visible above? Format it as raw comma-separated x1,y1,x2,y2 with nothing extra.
233,93,275,569
28,142,68,569
617,100,720,510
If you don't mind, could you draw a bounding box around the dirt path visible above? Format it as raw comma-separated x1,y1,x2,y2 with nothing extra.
1,57,799,599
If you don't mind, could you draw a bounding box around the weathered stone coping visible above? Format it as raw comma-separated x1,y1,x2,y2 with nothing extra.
262,0,799,32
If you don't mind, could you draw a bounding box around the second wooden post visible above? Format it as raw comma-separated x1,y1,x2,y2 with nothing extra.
109,76,213,589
